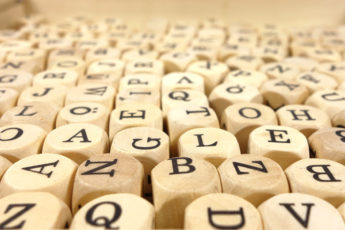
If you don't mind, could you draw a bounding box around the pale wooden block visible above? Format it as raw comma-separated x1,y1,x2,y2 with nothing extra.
65,84,116,110
332,109,345,127
260,62,300,81
178,127,240,167
185,193,262,230
282,57,318,71
221,102,277,153
209,82,263,118
72,154,144,213
48,57,86,77
7,49,46,71
85,47,121,64
0,69,33,94
316,62,345,83
322,37,345,53
109,103,163,141
218,43,251,62
0,102,59,132
0,153,77,206
296,71,338,93
42,123,109,164
286,158,345,207
87,59,124,77
38,39,73,52
122,49,159,63
160,51,197,72
125,59,164,77
162,89,209,118
18,85,67,107
290,40,321,57
162,72,204,95
0,60,39,74
33,69,78,88
64,31,94,44
152,157,221,228
29,31,60,45
78,73,121,89
305,89,345,118
219,155,289,207
0,40,32,53
110,127,169,197
227,34,258,48
169,23,197,36
0,87,18,116
187,44,219,60
254,46,287,63
167,105,219,156
226,55,263,70
258,193,345,230
191,37,224,50
277,104,331,137
48,48,85,67
0,124,46,162
260,36,288,48
70,193,154,230
248,125,309,169
305,48,341,63
0,192,71,229
187,61,229,95
224,69,267,88
117,39,150,53
75,39,109,51
56,102,109,131
80,23,108,36
0,156,11,179
309,127,345,164
131,32,163,48
260,79,309,110
155,40,189,55
101,31,130,47
119,74,161,91
116,87,160,108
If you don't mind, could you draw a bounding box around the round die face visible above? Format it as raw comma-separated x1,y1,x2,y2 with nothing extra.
276,104,331,137
224,69,267,88
218,155,289,206
0,70,33,92
57,102,108,126
0,192,71,229
0,124,46,162
111,127,169,165
258,193,345,230
249,125,309,169
76,154,144,190
33,69,78,88
1,153,77,190
119,74,161,91
71,194,154,230
152,157,221,192
178,127,240,166
285,158,345,206
260,62,300,80
42,123,109,164
185,193,262,230
305,90,345,118
162,72,205,94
